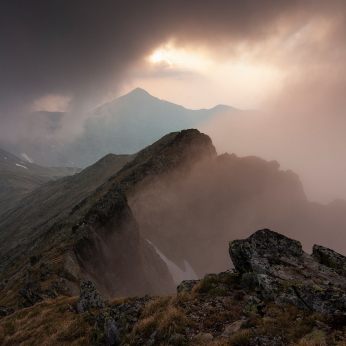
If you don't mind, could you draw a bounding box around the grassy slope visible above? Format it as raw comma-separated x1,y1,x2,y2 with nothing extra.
0,148,81,217
1,273,345,346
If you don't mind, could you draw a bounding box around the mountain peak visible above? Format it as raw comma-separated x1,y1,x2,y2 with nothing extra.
124,87,153,98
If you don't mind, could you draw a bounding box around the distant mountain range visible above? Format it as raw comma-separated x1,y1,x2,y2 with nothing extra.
0,148,81,217
0,88,241,168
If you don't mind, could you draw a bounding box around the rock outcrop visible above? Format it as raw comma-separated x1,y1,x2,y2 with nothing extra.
229,229,346,316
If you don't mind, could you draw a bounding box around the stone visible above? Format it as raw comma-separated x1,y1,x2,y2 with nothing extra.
77,281,104,313
177,279,200,294
243,296,266,317
93,310,123,345
51,278,70,296
233,290,246,300
229,229,346,316
145,331,158,346
222,319,247,337
303,330,327,345
312,245,346,273
196,333,214,341
93,297,153,345
68,304,76,313
169,333,185,345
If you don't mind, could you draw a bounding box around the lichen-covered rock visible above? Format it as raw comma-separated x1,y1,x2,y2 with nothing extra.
221,319,247,337
229,228,304,276
0,305,15,317
279,284,346,316
312,245,346,273
177,280,200,293
77,281,104,313
303,330,327,345
229,229,346,316
93,297,153,345
243,296,266,317
94,310,123,345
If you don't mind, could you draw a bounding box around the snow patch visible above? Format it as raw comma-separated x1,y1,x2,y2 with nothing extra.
21,153,34,163
146,239,199,285
15,164,27,169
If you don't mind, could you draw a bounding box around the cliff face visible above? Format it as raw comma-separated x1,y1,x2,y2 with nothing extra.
130,152,306,276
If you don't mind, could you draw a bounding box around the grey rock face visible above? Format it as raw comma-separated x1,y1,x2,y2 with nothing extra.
77,281,104,314
243,296,266,317
229,229,346,316
312,245,346,275
93,297,153,345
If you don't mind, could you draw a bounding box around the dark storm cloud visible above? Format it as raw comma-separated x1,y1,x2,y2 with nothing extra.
0,1,341,112
1,0,346,149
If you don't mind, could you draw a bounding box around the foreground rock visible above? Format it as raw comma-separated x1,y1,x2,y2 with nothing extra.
229,228,346,316
76,281,153,345
3,230,346,345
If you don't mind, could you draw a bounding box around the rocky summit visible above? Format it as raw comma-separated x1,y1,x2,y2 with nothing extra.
229,229,346,316
1,228,346,346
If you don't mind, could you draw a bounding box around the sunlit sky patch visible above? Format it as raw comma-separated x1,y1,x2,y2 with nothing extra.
120,43,284,110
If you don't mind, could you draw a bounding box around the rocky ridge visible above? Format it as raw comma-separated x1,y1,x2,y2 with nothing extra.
2,128,346,313
86,229,346,345
0,129,215,307
3,229,345,346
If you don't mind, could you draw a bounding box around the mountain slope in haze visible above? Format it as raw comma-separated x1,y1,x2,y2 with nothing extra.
0,88,240,168
0,148,81,217
0,130,214,307
130,150,346,276
1,129,346,310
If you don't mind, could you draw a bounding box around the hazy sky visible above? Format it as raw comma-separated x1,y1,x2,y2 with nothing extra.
1,1,346,203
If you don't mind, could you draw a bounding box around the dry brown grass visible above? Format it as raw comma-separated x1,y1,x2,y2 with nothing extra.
127,293,190,345
227,329,253,345
0,296,93,346
191,273,240,298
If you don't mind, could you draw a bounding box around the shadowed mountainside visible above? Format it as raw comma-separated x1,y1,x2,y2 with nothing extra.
0,148,81,217
0,130,215,307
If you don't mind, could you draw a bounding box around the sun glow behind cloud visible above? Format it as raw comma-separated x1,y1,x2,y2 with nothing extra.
124,43,284,110
149,45,211,71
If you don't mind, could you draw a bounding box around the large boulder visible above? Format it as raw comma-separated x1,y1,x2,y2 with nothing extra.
229,229,346,316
